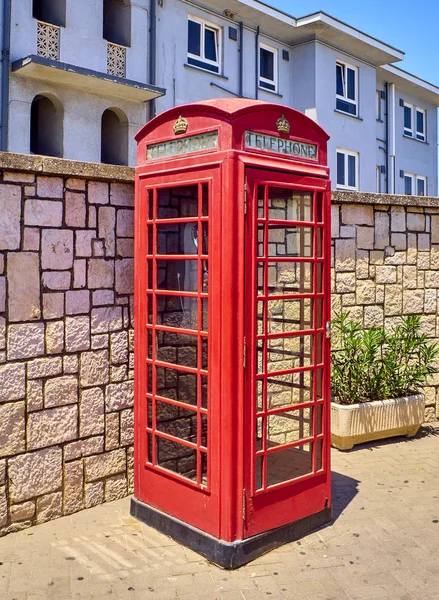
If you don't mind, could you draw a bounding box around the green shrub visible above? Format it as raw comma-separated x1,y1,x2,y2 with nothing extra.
331,313,439,405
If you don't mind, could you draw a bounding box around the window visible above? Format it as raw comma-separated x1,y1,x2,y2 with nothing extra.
33,0,66,27
336,149,358,190
101,108,128,166
404,173,427,196
30,94,63,158
376,90,384,122
103,0,131,47
336,61,357,116
187,16,220,73
259,43,278,92
403,102,426,141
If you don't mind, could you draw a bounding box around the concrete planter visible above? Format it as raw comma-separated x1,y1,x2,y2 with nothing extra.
331,394,425,451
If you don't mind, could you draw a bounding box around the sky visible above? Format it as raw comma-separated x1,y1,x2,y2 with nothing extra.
262,0,439,86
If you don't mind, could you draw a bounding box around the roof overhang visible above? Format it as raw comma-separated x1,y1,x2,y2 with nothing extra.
379,65,439,105
11,55,166,102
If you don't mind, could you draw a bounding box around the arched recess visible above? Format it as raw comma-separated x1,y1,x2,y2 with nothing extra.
101,107,129,166
30,94,64,158
103,0,131,47
33,0,66,27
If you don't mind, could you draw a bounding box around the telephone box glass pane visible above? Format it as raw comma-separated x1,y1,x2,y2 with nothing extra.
156,437,197,481
266,298,313,333
267,188,313,222
156,295,198,330
267,407,312,445
266,443,313,486
267,370,313,409
266,262,313,295
157,186,198,218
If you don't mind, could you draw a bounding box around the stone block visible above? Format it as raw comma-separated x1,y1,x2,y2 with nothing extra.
4,171,35,183
36,491,62,524
37,176,63,198
116,209,134,237
420,315,436,338
120,408,134,446
355,250,369,280
91,306,123,333
0,317,4,350
7,253,41,322
0,486,6,527
0,363,25,401
85,481,104,508
111,365,127,382
391,233,407,251
42,271,71,290
115,258,134,295
98,206,116,256
92,334,109,349
74,259,86,289
334,239,355,272
105,412,119,451
364,306,384,329
127,447,134,494
80,350,109,387
88,259,114,289
64,436,104,462
110,182,134,207
390,206,406,232
417,252,430,270
46,321,64,354
0,184,21,249
117,238,134,257
8,323,44,360
27,357,62,379
75,230,96,257
402,266,417,290
335,272,355,294
42,230,74,271
374,212,389,249
89,181,109,205
105,474,127,501
339,225,355,238
63,461,84,515
356,280,375,305
384,285,402,316
384,251,406,266
43,293,64,320
89,206,97,228
93,290,114,306
8,448,62,503
331,205,339,238
23,227,40,251
24,200,62,227
66,290,90,315
92,239,105,257
65,316,90,352
85,449,126,482
0,401,25,457
44,376,78,408
341,204,374,226
425,271,439,288
370,251,384,265
27,405,78,450
63,354,79,374
110,331,128,365
0,277,4,313
27,379,43,411
432,217,439,243
66,178,86,191
418,233,430,251
403,290,424,315
407,213,425,231
10,500,35,523
106,380,134,412
79,387,104,437
65,192,86,228
424,289,437,314
356,227,374,250
375,266,397,284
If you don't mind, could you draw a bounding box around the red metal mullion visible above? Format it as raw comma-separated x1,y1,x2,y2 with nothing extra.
258,363,315,378
251,462,323,497
257,292,320,301
312,190,318,473
258,256,319,264
262,184,269,490
260,327,325,341
151,188,158,467
196,182,203,487
258,218,315,228
260,399,316,417
153,430,199,453
152,359,207,376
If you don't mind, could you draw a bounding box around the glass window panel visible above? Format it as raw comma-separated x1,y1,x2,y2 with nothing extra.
258,188,265,218
267,407,312,447
347,155,356,188
257,225,265,257
147,364,153,395
347,68,355,100
257,379,264,411
255,455,263,490
316,403,324,436
336,152,345,185
316,263,323,294
156,436,197,481
156,331,197,368
257,263,265,295
416,110,424,134
316,333,324,365
146,329,153,359
157,186,198,219
257,301,264,334
266,262,313,295
267,335,314,372
316,193,323,223
336,98,356,115
201,451,208,485
146,399,152,430
267,226,313,258
157,223,200,255
267,370,313,409
417,178,425,196
404,176,412,196
260,47,274,81
256,417,264,451
201,413,208,448
204,27,217,62
202,337,208,370
316,227,323,258
266,443,312,486
267,189,313,222
202,184,209,216
146,260,153,290
316,439,323,471
156,367,197,406
315,297,324,330
257,342,265,374
155,294,198,330
147,190,153,221
147,433,153,463
316,368,323,400
157,260,198,292
155,401,197,443
202,298,208,331
266,298,313,335
188,20,201,56
404,105,412,130
336,64,344,96
201,375,208,409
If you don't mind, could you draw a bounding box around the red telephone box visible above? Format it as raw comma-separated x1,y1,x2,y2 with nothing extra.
132,99,332,568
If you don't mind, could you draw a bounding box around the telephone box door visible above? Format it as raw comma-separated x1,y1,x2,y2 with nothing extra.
135,167,220,535
244,168,331,538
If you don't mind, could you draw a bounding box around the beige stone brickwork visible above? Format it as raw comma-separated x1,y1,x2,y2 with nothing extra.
0,154,134,536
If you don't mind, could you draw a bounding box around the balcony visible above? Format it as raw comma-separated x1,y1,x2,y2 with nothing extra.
107,42,126,78
36,21,60,61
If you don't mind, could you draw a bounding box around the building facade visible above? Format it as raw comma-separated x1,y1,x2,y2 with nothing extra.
1,0,438,195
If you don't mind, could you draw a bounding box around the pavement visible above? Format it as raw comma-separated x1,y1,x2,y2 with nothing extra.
1,425,439,600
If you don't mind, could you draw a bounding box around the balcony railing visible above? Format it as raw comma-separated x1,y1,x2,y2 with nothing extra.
107,42,126,78
36,21,60,60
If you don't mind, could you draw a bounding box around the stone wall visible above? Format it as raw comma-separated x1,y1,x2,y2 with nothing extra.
0,154,135,534
331,191,439,421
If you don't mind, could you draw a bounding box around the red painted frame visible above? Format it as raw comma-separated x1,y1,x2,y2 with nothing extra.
134,99,331,544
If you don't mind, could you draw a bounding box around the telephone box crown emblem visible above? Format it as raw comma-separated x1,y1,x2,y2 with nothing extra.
173,115,189,135
276,115,290,134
